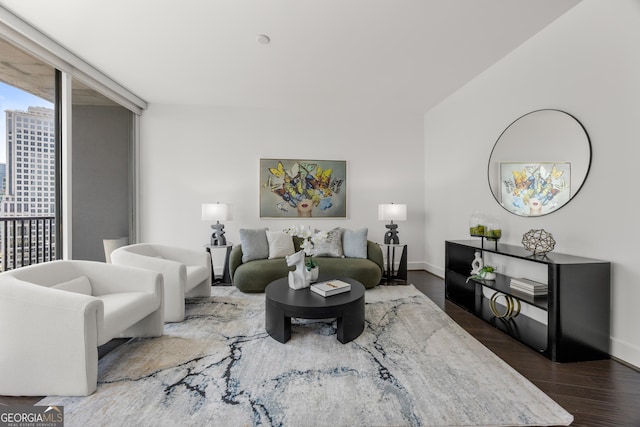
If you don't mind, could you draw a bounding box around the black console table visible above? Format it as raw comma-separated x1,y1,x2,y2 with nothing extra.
445,240,610,362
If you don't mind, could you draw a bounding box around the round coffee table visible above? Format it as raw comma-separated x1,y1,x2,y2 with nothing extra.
265,275,365,344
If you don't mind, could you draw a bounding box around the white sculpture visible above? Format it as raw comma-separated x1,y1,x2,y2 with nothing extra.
286,250,309,290
470,251,484,275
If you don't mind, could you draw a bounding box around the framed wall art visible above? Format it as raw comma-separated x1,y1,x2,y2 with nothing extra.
260,158,347,218
500,162,571,216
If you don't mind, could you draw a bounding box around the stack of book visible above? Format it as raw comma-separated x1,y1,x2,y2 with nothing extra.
310,280,351,297
509,277,548,296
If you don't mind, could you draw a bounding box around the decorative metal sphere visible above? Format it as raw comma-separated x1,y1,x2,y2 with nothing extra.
522,229,556,255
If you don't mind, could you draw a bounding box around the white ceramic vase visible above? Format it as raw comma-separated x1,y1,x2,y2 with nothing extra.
306,266,319,283
481,271,496,281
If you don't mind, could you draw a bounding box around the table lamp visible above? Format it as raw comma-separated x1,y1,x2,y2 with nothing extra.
202,203,232,246
378,203,407,244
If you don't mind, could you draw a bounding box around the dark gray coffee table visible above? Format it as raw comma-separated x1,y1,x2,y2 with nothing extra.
265,275,365,344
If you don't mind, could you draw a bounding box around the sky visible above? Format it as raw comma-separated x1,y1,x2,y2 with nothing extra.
0,81,54,164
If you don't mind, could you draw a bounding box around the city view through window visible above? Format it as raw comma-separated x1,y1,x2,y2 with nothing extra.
0,81,56,271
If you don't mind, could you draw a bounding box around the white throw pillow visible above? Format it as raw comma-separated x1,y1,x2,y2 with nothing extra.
51,276,93,295
266,230,295,259
313,228,345,258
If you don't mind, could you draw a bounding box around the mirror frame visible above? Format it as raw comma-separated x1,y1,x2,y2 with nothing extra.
487,109,592,217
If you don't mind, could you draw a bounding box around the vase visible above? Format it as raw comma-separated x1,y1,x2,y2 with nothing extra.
481,271,496,281
306,266,319,283
469,210,486,236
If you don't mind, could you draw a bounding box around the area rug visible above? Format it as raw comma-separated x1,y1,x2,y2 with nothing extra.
38,285,573,426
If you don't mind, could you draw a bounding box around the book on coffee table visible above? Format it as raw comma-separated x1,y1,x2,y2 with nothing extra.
310,280,351,297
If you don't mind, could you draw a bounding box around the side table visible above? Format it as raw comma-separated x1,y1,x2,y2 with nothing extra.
205,243,233,285
378,243,408,284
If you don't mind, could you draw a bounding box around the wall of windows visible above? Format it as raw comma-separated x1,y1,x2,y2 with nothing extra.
0,9,142,265
0,38,57,270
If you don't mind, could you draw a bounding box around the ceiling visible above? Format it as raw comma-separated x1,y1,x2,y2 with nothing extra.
0,36,117,106
0,0,581,112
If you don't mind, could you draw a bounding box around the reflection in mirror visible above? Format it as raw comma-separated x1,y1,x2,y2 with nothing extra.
488,110,591,217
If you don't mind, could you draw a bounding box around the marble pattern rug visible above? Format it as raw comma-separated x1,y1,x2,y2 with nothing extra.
39,285,573,426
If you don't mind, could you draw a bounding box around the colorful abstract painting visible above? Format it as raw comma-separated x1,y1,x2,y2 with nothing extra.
260,159,346,218
500,162,571,216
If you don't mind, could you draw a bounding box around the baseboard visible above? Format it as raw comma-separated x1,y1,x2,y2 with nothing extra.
611,337,640,371
424,262,444,279
407,261,426,271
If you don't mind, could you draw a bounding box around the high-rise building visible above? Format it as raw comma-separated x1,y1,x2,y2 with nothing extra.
1,106,56,270
0,163,6,195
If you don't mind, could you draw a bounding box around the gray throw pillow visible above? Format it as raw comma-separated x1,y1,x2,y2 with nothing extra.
342,228,368,258
313,228,344,258
239,228,269,262
266,230,295,259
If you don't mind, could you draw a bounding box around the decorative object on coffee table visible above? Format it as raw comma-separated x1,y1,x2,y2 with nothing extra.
378,203,407,244
285,225,327,283
522,229,556,255
286,250,309,290
202,202,232,246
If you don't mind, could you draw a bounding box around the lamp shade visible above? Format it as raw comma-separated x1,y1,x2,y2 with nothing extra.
378,204,407,221
202,203,232,221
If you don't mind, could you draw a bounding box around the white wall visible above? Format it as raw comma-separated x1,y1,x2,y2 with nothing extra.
140,106,425,271
424,0,640,367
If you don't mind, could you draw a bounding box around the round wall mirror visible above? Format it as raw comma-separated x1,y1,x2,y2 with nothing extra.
487,109,591,217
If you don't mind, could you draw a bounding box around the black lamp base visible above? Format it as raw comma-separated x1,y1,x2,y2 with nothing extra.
210,223,227,246
384,223,399,244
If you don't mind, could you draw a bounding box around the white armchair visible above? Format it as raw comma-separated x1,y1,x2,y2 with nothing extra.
0,260,164,396
111,243,211,322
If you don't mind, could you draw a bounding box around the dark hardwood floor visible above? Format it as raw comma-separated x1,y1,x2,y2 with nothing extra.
2,271,639,426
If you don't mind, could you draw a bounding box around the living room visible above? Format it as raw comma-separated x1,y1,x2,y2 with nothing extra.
141,0,640,368
1,0,639,426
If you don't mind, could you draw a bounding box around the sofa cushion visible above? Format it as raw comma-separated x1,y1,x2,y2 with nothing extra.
342,228,368,259
186,265,208,291
232,258,292,293
266,230,295,259
313,228,344,258
97,292,160,345
314,257,381,289
52,276,93,295
239,228,269,262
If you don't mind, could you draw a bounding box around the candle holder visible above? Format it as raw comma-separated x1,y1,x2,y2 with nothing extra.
484,217,502,241
469,210,486,237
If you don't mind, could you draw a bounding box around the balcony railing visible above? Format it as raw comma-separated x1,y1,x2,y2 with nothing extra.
0,216,56,272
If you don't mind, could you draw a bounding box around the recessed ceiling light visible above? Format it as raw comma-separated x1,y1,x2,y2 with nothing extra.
256,35,271,45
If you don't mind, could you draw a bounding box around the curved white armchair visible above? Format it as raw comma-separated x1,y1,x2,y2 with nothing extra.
111,243,211,322
0,260,164,396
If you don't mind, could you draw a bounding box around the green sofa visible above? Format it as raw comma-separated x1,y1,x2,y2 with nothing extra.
229,238,384,293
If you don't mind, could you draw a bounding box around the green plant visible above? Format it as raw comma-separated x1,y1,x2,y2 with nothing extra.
466,265,497,282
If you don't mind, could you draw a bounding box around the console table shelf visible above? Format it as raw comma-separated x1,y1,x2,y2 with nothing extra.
445,240,611,362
